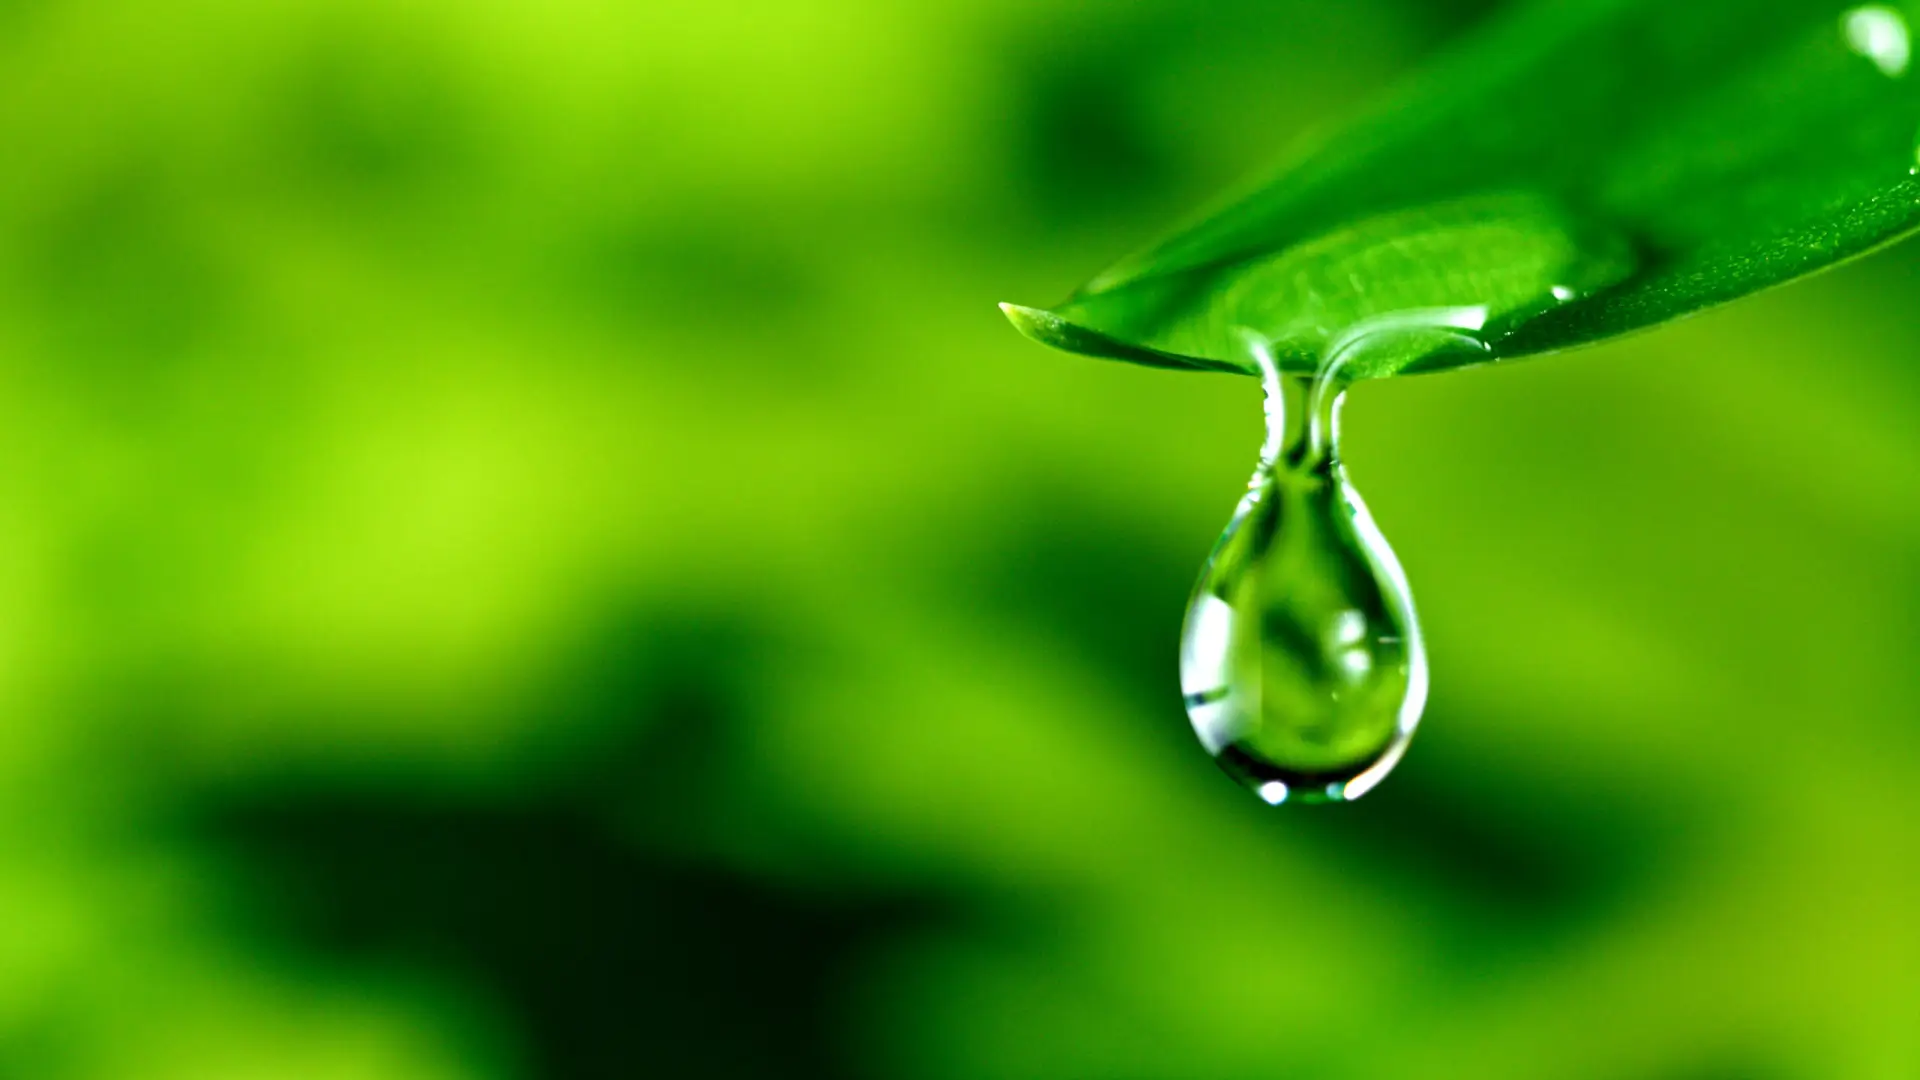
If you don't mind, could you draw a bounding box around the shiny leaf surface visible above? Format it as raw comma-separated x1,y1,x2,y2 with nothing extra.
1005,0,1920,378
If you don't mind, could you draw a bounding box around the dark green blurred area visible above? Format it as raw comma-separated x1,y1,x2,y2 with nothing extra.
2,1,1917,1077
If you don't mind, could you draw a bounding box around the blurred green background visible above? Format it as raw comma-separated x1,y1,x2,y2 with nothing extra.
2,1,1918,1077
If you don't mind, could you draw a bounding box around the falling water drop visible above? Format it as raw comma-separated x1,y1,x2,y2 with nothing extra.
1178,327,1433,805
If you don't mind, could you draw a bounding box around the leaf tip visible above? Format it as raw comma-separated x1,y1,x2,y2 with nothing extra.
997,299,1250,375
998,301,1058,342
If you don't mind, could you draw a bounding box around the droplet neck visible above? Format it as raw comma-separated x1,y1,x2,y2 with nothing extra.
1249,339,1350,478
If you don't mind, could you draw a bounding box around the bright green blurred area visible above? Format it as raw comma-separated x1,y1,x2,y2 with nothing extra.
3,1,1918,1077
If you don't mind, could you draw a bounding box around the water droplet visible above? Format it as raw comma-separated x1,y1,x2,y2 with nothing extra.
1179,334,1426,805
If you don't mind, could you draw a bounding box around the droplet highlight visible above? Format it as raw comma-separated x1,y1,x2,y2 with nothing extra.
1179,337,1427,805
1845,5,1911,78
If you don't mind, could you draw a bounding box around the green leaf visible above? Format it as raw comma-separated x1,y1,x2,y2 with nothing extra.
1003,0,1920,379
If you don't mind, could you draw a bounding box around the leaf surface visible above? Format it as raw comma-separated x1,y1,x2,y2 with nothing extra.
1004,0,1920,378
